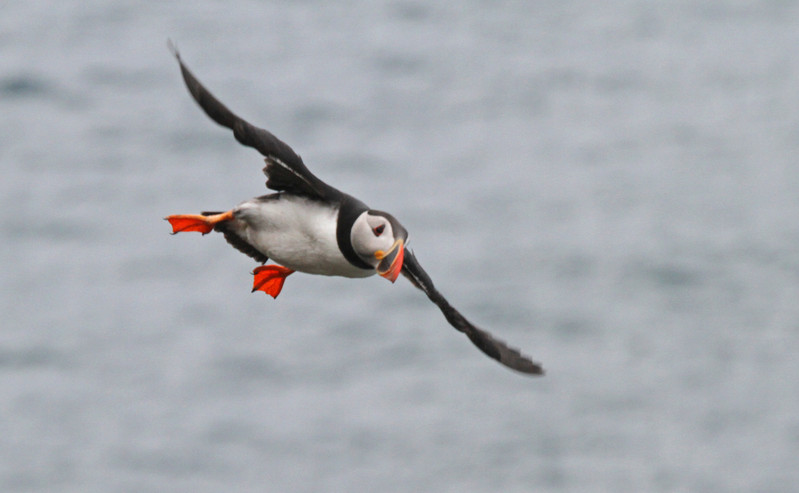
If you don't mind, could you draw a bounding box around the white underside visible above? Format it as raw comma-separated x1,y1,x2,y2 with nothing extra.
229,195,374,278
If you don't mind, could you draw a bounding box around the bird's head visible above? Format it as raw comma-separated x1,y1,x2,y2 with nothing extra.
351,210,408,282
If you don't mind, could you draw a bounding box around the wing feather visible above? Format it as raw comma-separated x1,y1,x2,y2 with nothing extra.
401,249,544,375
170,43,336,200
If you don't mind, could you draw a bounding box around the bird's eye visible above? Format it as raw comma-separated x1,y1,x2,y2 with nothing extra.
372,224,385,236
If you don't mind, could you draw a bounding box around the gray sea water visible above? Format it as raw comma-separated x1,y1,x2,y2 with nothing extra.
3,1,799,491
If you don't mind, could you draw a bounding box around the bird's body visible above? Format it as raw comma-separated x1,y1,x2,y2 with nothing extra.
224,194,373,278
165,44,544,375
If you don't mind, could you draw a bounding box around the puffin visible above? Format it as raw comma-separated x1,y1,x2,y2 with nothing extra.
165,46,544,376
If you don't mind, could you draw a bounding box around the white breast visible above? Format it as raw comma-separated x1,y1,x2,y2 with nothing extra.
231,195,374,278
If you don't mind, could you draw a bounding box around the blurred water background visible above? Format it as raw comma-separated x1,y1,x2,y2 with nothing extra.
2,1,799,491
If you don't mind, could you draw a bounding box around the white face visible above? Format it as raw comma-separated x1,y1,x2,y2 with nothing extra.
351,211,400,266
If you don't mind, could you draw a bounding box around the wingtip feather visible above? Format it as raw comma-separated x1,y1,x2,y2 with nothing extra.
167,39,180,60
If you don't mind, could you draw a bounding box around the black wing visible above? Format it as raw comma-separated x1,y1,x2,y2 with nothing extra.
170,43,338,201
401,249,544,376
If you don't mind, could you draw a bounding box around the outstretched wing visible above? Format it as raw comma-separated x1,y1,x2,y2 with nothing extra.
170,43,338,201
401,249,544,375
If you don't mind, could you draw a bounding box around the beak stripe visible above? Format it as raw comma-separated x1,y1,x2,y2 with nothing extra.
377,239,405,283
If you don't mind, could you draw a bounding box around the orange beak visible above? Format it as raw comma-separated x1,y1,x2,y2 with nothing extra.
375,239,405,283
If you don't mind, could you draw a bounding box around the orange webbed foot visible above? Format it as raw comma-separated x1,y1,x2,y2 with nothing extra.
252,265,295,299
165,211,234,235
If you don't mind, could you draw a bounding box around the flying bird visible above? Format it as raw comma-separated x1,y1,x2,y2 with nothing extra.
165,46,544,376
